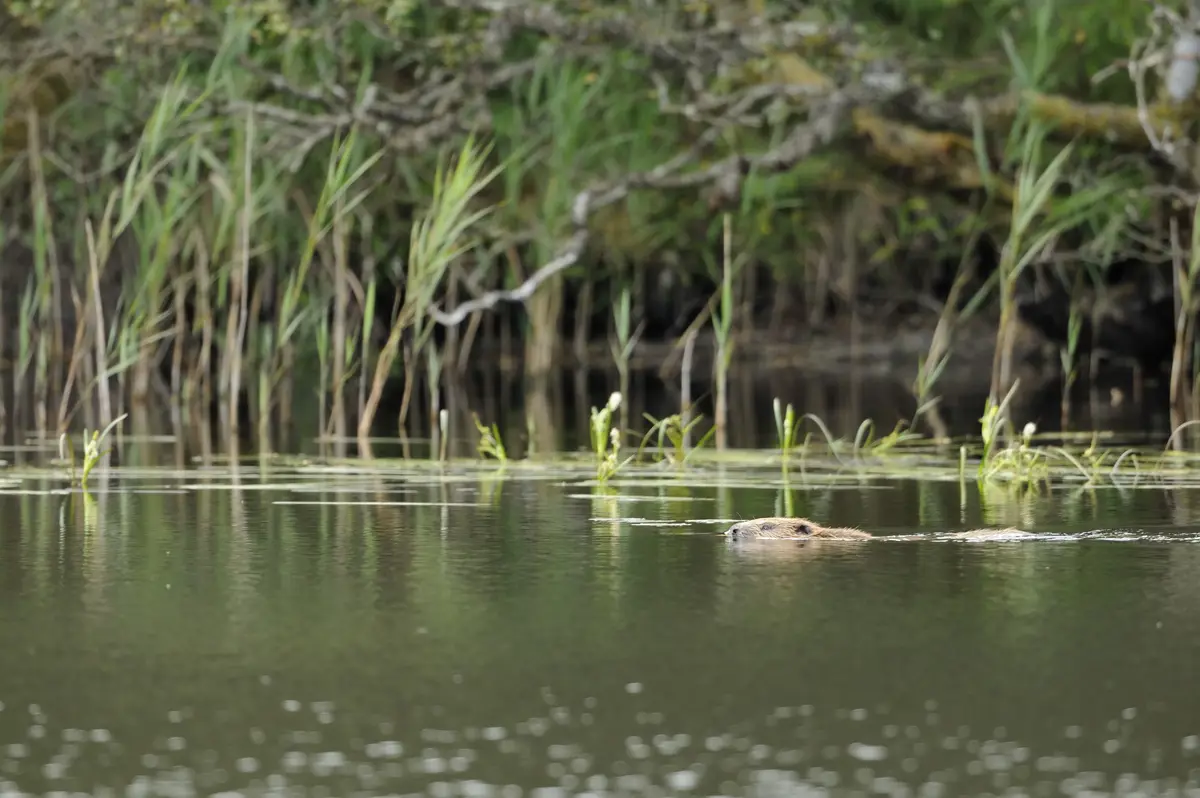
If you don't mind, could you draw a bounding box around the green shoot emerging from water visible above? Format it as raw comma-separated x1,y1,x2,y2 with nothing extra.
979,380,1022,476
590,392,631,481
473,414,508,462
981,421,1050,487
59,413,128,491
773,398,798,459
853,419,924,455
637,412,714,466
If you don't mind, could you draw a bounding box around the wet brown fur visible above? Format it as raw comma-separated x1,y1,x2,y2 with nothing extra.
725,517,871,540
724,517,1032,541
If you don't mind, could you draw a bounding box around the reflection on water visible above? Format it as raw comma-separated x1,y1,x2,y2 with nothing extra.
2,472,1200,794
417,365,1177,457
0,363,1172,464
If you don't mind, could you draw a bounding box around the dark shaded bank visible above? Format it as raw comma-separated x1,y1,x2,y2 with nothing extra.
0,230,1179,370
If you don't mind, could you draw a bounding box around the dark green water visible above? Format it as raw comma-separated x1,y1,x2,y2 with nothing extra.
3,470,1200,796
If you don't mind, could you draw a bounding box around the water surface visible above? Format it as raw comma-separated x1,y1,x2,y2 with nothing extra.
1,470,1199,796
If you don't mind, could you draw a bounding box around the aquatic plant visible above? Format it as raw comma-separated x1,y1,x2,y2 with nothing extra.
783,411,922,464
910,209,996,440
710,214,737,451
988,6,1115,403
1058,300,1084,428
473,414,508,463
773,398,798,459
0,0,1177,459
637,411,714,466
358,132,500,447
1169,196,1200,413
437,409,450,462
589,392,632,482
979,380,1022,476
852,419,924,456
610,282,641,434
59,413,128,491
1052,435,1120,485
980,421,1051,486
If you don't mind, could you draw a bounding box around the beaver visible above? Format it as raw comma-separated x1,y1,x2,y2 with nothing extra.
725,517,872,540
724,517,1033,541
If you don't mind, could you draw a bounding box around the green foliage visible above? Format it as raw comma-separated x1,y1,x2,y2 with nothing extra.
59,413,127,491
637,412,715,466
845,0,1150,101
773,398,798,458
589,392,632,482
473,413,508,462
0,0,1181,445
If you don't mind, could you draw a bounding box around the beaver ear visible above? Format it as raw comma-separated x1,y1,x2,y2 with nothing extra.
797,522,813,535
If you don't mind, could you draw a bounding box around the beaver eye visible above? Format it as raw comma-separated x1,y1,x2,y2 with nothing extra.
761,522,776,532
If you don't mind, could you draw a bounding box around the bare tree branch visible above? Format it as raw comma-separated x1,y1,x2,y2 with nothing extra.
428,91,858,326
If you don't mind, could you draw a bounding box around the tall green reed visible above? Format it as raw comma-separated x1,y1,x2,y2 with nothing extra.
76,68,207,431
275,126,381,444
610,281,641,434
989,0,1109,405
491,58,612,379
773,397,798,460
490,54,671,383
121,134,202,407
1169,199,1200,414
1059,298,1084,428
988,123,1084,403
910,198,998,438
25,108,57,434
358,133,499,450
711,213,736,450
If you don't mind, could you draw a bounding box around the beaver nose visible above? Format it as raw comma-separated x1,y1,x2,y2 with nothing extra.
727,524,741,537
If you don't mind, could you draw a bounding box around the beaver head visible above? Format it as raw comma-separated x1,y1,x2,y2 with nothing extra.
724,517,872,540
